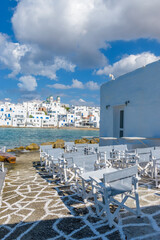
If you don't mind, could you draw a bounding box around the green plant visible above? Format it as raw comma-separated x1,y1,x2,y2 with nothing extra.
64,106,70,111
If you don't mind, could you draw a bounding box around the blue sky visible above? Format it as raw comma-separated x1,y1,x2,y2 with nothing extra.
0,0,160,106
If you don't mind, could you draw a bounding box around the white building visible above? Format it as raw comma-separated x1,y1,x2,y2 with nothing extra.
0,95,100,128
100,61,160,144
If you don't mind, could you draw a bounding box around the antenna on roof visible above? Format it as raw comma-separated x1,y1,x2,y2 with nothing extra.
109,74,115,80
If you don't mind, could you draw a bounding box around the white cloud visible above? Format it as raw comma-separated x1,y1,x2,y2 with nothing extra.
85,81,99,90
48,79,99,90
71,79,84,89
49,83,70,90
96,52,160,78
21,56,75,80
12,0,160,68
0,33,29,77
18,75,37,91
0,33,75,80
4,98,11,102
70,98,95,106
48,79,83,89
79,98,86,103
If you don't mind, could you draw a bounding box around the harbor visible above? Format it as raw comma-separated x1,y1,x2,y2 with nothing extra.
1,1,160,239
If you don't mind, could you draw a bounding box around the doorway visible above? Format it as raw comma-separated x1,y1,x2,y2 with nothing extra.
119,109,124,137
113,106,125,138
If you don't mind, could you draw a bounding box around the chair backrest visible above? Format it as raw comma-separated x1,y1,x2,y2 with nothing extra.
125,149,136,154
113,144,128,152
151,149,160,159
40,145,53,153
47,148,64,158
62,151,85,159
103,165,138,184
136,147,154,154
98,146,113,153
138,152,151,163
88,144,99,148
98,151,110,160
75,143,88,148
64,141,74,147
71,154,98,171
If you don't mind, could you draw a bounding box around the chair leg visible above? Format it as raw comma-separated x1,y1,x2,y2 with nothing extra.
104,196,113,228
82,179,87,203
93,192,102,217
135,191,141,217
155,164,158,188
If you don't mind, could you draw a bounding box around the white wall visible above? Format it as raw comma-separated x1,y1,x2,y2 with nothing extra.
100,61,160,140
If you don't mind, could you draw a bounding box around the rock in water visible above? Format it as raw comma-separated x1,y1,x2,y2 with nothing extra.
26,143,40,150
75,139,88,144
0,152,16,163
93,138,99,143
0,155,6,162
52,139,65,148
40,142,55,145
90,139,99,144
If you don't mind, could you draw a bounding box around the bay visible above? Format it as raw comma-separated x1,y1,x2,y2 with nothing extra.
0,128,99,148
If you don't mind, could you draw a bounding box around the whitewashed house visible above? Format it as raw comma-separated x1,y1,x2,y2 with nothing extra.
100,61,160,144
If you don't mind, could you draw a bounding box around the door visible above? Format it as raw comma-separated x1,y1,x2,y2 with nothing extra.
113,106,125,138
119,109,124,137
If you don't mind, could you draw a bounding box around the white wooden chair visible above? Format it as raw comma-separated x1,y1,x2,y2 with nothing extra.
57,157,79,184
108,145,128,168
84,144,99,155
136,152,152,177
97,146,114,153
64,142,75,153
121,149,137,168
113,144,128,152
136,147,154,154
90,165,141,227
44,149,64,174
75,167,117,203
151,149,160,187
40,145,53,166
59,150,87,181
0,165,7,207
58,154,98,185
94,151,112,170
74,143,88,153
120,150,152,177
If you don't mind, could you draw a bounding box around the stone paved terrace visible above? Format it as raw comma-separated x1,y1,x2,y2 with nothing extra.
0,151,160,240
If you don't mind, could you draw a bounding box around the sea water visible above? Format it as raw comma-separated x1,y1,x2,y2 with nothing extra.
0,128,99,148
